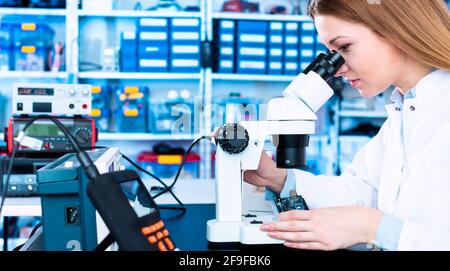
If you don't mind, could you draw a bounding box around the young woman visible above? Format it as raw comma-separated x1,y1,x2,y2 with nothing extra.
244,0,450,250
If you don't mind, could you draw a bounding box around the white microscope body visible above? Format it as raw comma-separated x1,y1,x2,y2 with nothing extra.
207,51,344,245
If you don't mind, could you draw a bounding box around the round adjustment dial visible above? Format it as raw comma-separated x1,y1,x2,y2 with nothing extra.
74,128,92,145
216,123,249,154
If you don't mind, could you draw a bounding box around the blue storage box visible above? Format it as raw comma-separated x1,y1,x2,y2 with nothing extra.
236,21,268,74
137,31,169,72
14,45,46,71
299,21,316,71
283,22,299,75
90,85,111,133
114,86,149,133
171,59,200,73
170,18,201,73
268,22,284,75
137,18,169,72
137,18,169,32
12,23,54,47
216,20,236,73
120,31,137,72
138,58,169,73
137,152,201,179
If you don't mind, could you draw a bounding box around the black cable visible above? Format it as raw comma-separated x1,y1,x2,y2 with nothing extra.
154,136,208,199
88,146,186,214
21,116,99,180
121,154,185,207
12,221,42,251
0,115,98,218
159,206,187,220
28,221,42,238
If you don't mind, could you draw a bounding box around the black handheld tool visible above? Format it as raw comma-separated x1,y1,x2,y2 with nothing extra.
87,170,177,251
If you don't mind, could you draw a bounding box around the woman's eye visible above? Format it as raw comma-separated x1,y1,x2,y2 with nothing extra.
338,44,351,52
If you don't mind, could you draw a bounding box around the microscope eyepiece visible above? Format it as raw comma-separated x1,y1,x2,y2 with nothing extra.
275,51,345,169
307,50,345,81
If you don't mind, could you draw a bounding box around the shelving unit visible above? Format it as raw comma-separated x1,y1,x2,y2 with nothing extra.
0,0,381,180
78,72,201,80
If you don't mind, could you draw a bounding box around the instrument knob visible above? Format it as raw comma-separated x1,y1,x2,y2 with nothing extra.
216,123,249,154
82,87,90,96
68,88,76,96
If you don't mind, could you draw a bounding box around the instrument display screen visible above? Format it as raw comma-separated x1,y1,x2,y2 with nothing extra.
15,122,66,137
18,87,55,96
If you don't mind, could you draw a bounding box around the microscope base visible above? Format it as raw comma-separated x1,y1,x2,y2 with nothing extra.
207,215,284,245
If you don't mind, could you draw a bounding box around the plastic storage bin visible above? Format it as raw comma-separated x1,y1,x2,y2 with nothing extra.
12,23,54,48
90,85,112,132
120,31,138,72
13,45,46,71
137,151,201,179
114,86,149,133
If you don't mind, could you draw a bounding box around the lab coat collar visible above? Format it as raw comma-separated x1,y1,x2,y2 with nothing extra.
407,68,443,101
390,68,440,105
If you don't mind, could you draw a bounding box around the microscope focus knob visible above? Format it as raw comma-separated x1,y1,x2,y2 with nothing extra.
216,123,249,154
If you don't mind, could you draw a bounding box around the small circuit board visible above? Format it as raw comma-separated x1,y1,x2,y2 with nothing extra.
275,190,309,212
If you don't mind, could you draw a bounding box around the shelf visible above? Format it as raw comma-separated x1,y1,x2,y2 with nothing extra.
77,10,201,18
213,12,311,22
339,110,388,119
0,71,68,79
98,133,202,141
212,73,295,82
0,7,67,16
78,72,201,80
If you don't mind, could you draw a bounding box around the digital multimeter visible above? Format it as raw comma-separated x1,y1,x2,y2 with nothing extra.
87,170,177,251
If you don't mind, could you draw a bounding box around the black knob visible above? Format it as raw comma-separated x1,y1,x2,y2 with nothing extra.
216,123,249,154
75,129,91,145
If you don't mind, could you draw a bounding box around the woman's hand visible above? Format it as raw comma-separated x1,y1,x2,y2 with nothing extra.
211,126,286,192
243,152,287,193
260,206,384,251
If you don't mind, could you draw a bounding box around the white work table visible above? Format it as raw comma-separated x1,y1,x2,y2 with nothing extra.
0,178,216,217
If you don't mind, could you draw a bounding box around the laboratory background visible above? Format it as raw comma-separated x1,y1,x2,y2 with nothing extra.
0,0,448,252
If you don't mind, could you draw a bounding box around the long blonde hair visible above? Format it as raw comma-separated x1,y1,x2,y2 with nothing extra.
308,0,450,71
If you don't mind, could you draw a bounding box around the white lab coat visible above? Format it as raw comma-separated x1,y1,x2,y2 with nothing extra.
292,69,450,250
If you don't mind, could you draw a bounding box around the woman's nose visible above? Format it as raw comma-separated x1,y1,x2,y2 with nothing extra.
335,64,350,77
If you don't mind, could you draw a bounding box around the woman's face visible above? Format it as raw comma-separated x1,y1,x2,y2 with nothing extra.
314,15,404,97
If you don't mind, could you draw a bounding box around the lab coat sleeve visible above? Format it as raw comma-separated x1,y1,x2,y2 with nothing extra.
292,120,390,209
397,222,450,250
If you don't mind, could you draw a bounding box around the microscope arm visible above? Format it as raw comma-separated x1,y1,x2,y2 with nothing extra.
215,118,315,224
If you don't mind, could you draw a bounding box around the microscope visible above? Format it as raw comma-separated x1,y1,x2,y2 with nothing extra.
207,51,345,245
